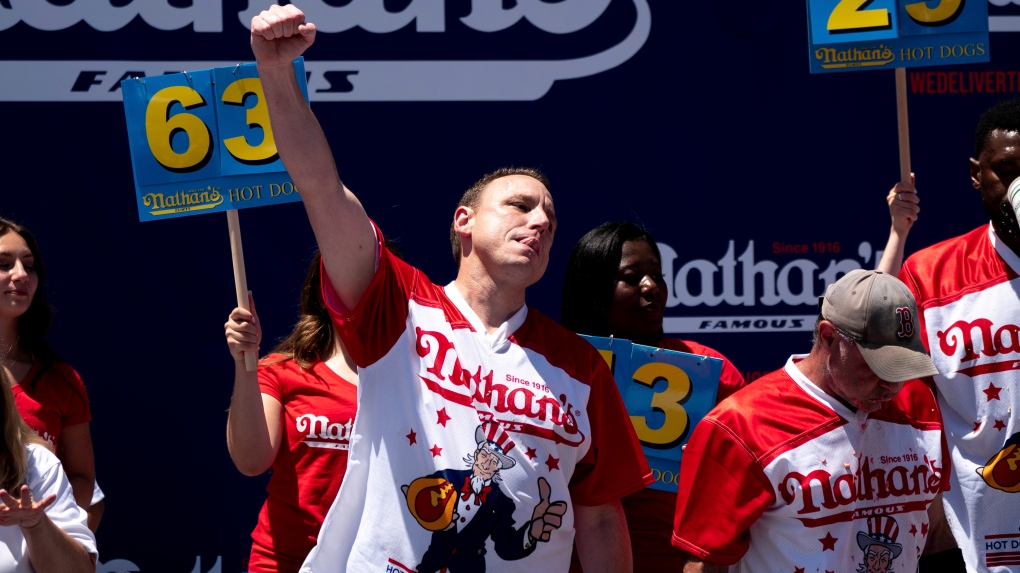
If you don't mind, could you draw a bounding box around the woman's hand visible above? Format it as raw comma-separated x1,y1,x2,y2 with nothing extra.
225,292,262,364
0,485,56,530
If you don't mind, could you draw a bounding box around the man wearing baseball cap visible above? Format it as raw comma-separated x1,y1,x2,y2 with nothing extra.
672,270,950,573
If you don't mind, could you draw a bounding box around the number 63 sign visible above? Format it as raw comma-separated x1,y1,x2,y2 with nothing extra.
121,59,309,221
806,0,988,73
580,335,721,493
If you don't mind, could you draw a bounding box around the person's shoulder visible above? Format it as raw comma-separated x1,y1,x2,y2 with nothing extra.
518,308,600,353
25,442,60,472
905,226,985,265
663,338,731,362
901,225,990,280
901,225,1007,304
704,367,843,461
514,309,608,379
34,361,87,393
258,353,297,372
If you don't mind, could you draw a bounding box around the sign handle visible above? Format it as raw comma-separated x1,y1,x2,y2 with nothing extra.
895,67,911,183
227,209,258,372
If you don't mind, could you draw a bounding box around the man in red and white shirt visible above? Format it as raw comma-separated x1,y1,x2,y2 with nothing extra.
248,5,652,572
673,270,949,573
898,97,1020,573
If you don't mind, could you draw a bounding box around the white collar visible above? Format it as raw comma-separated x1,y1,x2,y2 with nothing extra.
989,222,1020,276
784,355,869,427
444,282,527,352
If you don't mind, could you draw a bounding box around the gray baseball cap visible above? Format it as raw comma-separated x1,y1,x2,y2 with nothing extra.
820,269,939,382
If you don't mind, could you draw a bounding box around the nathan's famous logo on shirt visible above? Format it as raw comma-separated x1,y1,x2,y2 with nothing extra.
936,318,1020,377
295,413,354,450
657,239,882,334
414,327,584,447
0,0,650,102
778,455,942,526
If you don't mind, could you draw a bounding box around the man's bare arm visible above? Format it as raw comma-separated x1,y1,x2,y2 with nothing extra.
574,500,632,573
251,4,376,309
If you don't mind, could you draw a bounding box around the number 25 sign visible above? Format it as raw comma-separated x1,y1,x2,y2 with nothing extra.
806,0,989,73
580,335,721,493
121,59,309,221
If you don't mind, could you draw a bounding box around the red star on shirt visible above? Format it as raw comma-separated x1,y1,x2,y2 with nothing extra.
994,419,1007,431
436,408,452,427
983,383,1002,401
406,429,417,445
430,444,443,458
921,522,929,536
794,567,805,573
819,532,837,551
525,447,538,460
974,421,982,433
545,455,560,471
909,524,917,536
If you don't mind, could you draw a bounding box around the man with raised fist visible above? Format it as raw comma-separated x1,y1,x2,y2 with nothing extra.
248,4,652,573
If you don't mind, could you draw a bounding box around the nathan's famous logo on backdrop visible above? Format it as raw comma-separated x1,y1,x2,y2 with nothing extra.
0,0,650,102
658,239,880,334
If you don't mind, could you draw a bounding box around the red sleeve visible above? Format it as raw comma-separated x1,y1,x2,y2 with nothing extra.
53,364,91,427
712,354,746,404
568,357,654,506
257,356,286,403
894,380,952,493
320,220,420,368
898,259,931,354
672,416,774,565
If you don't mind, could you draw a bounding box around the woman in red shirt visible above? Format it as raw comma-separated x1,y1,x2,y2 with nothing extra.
0,217,102,532
224,251,358,573
560,222,746,571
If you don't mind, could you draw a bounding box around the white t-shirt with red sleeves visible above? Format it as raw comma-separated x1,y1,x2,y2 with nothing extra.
300,223,652,573
672,357,947,573
900,223,1020,572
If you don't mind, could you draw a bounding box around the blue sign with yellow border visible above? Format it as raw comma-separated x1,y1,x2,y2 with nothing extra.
581,335,721,493
806,0,988,73
122,59,309,221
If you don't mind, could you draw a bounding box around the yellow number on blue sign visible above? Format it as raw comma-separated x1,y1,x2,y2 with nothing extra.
904,0,963,25
827,0,891,32
145,86,212,172
220,78,278,164
630,362,691,449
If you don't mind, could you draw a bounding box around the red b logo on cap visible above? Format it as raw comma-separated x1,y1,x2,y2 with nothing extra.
895,307,914,339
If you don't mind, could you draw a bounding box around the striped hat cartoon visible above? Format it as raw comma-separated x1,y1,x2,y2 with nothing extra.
856,515,902,558
475,421,517,469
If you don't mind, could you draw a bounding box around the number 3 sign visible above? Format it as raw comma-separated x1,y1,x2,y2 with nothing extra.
806,0,988,73
121,59,309,221
580,335,721,493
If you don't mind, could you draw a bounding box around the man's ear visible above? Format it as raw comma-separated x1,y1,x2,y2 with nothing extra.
970,157,981,190
817,320,838,348
453,206,473,243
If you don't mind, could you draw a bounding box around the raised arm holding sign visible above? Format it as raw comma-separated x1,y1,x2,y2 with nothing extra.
806,0,989,277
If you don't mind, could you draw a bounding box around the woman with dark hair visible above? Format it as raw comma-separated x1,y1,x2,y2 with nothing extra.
0,367,96,572
224,251,359,573
0,217,102,533
561,222,746,571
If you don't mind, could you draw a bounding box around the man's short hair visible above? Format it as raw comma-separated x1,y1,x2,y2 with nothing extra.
975,97,1020,157
449,167,551,263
